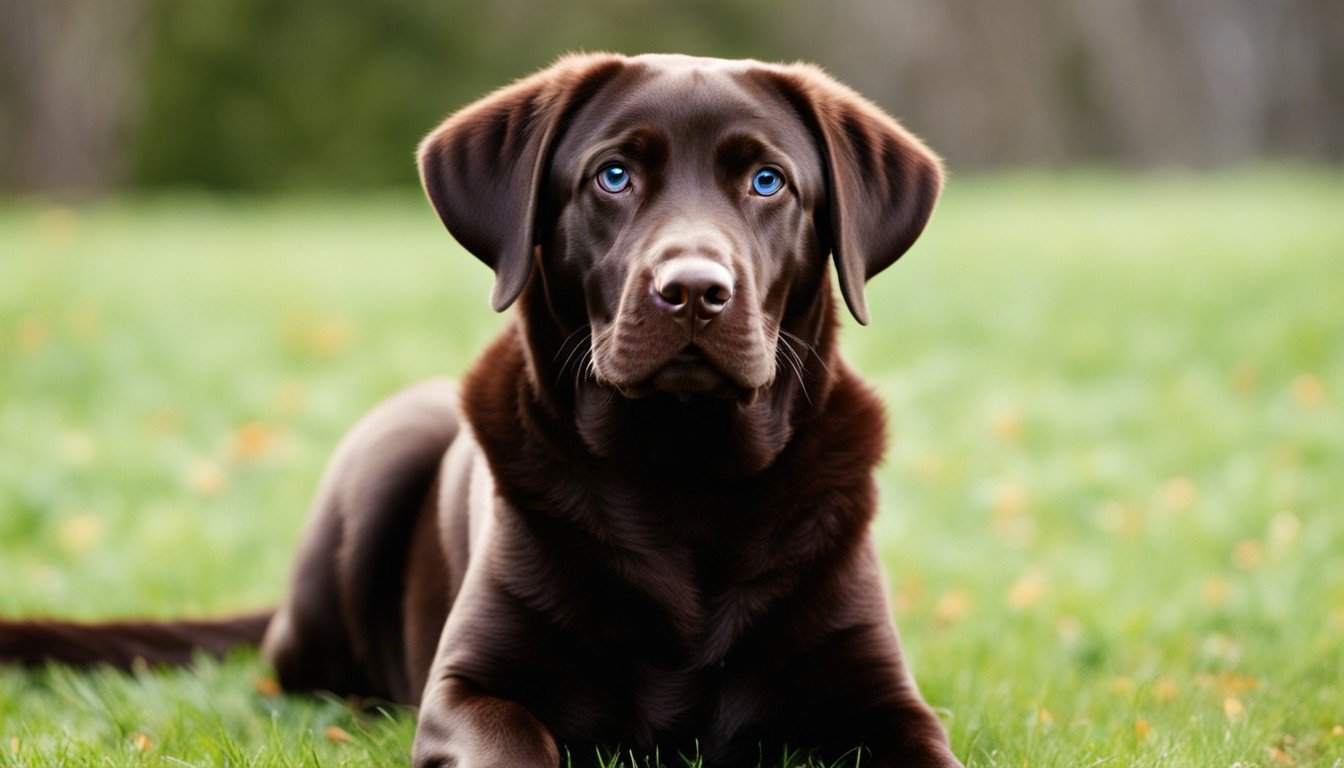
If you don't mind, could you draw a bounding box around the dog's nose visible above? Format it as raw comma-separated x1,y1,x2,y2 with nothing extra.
652,257,734,334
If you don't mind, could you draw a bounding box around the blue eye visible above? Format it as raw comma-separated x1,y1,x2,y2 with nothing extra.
751,168,784,196
597,164,630,193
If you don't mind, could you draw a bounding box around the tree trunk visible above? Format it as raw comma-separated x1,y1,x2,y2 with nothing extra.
0,0,147,195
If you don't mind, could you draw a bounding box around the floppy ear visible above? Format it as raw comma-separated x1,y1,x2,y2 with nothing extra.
418,54,627,312
768,65,944,325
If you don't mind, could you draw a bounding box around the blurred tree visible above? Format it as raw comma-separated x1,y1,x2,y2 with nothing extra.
0,0,148,194
1,0,1340,194
129,0,786,190
784,0,1344,168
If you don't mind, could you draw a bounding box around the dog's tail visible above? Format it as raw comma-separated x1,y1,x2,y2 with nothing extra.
0,610,274,671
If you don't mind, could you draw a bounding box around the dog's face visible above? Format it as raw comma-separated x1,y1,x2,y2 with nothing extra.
544,61,828,400
419,54,942,403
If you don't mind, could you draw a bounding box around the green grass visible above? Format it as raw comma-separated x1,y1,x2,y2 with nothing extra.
2,169,1342,766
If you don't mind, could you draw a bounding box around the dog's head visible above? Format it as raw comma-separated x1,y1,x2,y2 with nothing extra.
420,53,941,404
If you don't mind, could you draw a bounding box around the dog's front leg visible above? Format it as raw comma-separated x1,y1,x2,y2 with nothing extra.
852,701,964,768
412,676,558,768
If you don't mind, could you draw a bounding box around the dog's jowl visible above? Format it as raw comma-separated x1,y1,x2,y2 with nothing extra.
1,54,960,768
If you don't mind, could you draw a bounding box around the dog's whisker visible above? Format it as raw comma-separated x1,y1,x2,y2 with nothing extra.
780,328,829,372
584,349,599,381
777,332,810,381
554,325,592,363
786,343,813,402
554,327,592,378
577,348,596,385
775,344,810,404
556,327,594,385
567,344,597,388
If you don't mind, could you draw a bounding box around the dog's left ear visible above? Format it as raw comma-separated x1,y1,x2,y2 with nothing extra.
763,65,944,325
418,53,627,312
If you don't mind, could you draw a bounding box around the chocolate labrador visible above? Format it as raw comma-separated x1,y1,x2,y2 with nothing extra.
1,53,960,767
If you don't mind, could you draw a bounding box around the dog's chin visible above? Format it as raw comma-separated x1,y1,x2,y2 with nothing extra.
603,349,762,404
648,355,735,402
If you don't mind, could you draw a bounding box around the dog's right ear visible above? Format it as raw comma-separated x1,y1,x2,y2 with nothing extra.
756,63,943,326
418,54,627,312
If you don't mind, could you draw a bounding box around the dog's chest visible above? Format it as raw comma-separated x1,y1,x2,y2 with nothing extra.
568,570,784,741
499,469,847,752
548,639,770,760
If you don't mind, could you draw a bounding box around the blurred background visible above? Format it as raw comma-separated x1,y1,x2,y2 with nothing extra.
2,0,1343,195
2,2,1343,767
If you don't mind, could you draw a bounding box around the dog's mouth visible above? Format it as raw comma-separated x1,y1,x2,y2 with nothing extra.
607,345,748,402
650,347,734,399
591,312,775,403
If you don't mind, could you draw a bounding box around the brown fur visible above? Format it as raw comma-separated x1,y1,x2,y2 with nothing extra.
1,54,959,767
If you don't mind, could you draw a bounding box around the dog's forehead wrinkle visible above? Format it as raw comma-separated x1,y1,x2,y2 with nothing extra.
578,124,667,170
592,71,771,142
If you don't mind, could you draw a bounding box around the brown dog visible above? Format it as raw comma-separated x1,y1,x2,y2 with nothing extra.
1,54,959,767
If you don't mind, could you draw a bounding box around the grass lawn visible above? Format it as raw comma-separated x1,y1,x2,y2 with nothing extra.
1,169,1342,767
